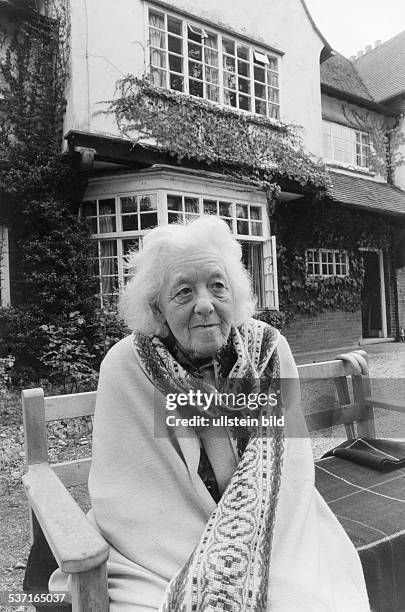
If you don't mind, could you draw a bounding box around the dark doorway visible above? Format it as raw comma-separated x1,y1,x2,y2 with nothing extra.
361,251,383,338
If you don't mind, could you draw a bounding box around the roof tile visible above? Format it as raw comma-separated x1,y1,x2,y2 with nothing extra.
354,31,405,102
327,171,405,216
320,53,373,100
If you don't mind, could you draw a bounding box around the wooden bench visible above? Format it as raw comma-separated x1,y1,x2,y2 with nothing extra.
22,350,405,612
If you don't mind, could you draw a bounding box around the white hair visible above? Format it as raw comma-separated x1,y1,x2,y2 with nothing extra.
118,215,256,335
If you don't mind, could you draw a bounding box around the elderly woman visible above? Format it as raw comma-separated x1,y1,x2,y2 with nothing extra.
54,215,369,610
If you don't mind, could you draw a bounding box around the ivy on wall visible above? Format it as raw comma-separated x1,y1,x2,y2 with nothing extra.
0,1,94,317
275,196,395,321
107,76,330,197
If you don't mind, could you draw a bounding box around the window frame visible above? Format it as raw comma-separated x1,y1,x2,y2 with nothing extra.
81,189,272,308
146,4,281,120
322,120,370,169
305,248,349,278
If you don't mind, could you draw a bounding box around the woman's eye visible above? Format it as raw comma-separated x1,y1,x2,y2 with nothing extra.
176,287,192,297
212,281,226,291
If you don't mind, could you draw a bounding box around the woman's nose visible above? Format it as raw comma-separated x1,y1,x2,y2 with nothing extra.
194,291,214,317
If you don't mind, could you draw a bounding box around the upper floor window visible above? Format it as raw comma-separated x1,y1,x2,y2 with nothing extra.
322,121,370,169
148,7,280,119
306,248,349,278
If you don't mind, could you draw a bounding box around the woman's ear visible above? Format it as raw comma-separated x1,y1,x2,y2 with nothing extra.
150,301,169,336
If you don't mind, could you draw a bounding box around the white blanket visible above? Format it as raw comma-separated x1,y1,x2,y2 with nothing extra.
50,331,370,611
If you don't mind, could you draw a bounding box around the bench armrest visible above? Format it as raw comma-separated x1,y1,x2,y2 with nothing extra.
23,462,109,574
364,398,405,414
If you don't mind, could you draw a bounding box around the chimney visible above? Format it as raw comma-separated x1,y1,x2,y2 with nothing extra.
374,40,382,47
357,50,364,58
365,44,372,53
349,55,356,62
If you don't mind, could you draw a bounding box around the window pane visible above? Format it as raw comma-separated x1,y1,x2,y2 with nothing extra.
219,202,232,217
188,25,202,42
168,35,182,55
151,69,166,88
204,47,218,67
223,55,236,72
99,199,115,215
206,66,219,84
121,196,137,213
239,94,250,111
168,194,182,211
238,78,250,94
188,42,202,61
255,82,266,99
203,199,217,214
140,212,158,229
250,206,262,220
122,215,138,231
169,54,182,72
223,72,237,90
237,220,249,235
254,66,265,82
150,29,165,49
82,201,96,216
168,16,182,35
189,61,203,79
139,195,157,211
237,60,249,78
149,10,164,29
123,238,141,255
168,212,183,224
87,218,97,234
251,221,263,236
223,38,235,55
185,197,199,213
99,216,116,233
255,99,267,115
237,45,249,60
101,258,118,276
236,204,248,218
170,73,184,91
100,241,117,257
190,79,203,97
224,89,237,107
150,48,166,68
206,85,219,101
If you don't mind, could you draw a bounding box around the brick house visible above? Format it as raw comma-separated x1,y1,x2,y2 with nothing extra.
2,1,405,353
283,47,405,353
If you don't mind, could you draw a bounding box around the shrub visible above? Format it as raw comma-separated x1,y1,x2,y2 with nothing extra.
254,309,286,332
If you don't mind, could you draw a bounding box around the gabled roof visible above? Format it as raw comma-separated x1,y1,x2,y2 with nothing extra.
354,31,405,103
328,171,405,216
321,53,373,100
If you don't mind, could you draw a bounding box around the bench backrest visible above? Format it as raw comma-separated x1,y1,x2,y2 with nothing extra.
22,352,374,487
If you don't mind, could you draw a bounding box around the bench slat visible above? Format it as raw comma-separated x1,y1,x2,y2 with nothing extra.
305,402,363,432
298,359,358,380
53,458,92,487
44,392,97,421
364,398,405,413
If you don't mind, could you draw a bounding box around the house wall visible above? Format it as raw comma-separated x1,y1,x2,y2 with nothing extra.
321,93,391,183
66,0,325,156
389,94,405,191
284,310,362,354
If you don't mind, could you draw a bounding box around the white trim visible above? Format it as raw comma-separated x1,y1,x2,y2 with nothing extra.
379,248,388,338
271,235,279,310
145,3,280,119
359,246,388,339
0,226,10,305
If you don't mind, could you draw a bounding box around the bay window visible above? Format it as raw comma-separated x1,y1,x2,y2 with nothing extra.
81,192,278,310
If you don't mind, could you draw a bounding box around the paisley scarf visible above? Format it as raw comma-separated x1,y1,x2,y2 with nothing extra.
133,319,285,611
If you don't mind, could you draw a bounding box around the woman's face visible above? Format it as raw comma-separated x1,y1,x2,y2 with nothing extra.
156,249,234,358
